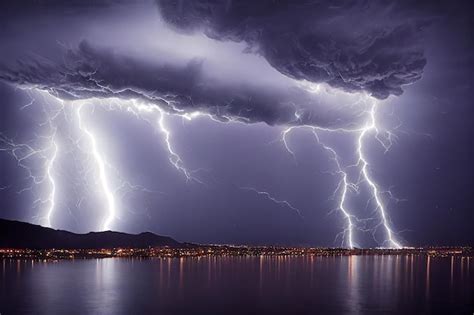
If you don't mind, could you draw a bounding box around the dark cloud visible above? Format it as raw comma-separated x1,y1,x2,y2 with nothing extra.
0,0,430,129
158,0,429,99
0,0,127,16
0,40,366,128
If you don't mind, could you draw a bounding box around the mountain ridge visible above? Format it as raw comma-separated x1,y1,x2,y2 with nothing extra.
0,218,181,249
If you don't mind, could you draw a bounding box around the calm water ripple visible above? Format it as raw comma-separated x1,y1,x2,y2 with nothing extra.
0,255,472,314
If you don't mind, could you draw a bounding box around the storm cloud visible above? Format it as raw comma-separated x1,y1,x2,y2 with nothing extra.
0,0,429,128
158,0,429,99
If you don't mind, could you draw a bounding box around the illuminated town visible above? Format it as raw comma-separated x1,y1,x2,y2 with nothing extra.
0,246,471,260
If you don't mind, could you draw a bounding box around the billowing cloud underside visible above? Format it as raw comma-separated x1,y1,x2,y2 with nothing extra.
158,0,428,99
0,0,428,128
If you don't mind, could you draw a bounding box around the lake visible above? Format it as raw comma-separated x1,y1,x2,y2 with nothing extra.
1,255,472,314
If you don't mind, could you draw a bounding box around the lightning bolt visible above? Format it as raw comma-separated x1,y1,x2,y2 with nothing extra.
281,93,402,248
3,84,403,248
76,103,116,231
71,99,203,230
99,99,203,183
0,91,61,227
44,140,58,228
311,131,356,249
282,126,358,248
240,186,303,218
356,102,402,249
156,107,202,183
0,133,59,227
2,94,204,231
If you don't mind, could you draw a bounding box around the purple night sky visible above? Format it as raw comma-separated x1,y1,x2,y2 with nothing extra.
0,0,472,247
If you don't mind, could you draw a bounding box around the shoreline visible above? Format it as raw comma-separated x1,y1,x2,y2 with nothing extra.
1,246,472,260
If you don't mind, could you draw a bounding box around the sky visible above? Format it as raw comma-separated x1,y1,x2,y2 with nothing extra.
0,0,472,248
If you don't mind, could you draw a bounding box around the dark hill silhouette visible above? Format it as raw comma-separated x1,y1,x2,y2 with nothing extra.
0,218,180,249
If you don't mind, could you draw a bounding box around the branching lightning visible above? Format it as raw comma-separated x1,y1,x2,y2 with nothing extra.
2,95,204,231
100,99,204,183
281,92,402,248
76,104,116,231
156,107,202,183
44,140,58,228
2,84,403,248
0,93,60,227
0,132,59,227
312,131,356,249
240,186,303,218
356,103,402,248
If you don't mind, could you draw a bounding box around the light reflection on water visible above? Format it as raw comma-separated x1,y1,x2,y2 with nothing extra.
0,255,472,314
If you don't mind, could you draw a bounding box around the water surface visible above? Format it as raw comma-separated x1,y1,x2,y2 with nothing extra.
1,255,472,314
